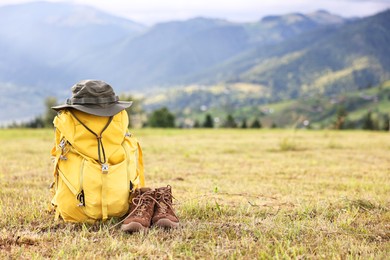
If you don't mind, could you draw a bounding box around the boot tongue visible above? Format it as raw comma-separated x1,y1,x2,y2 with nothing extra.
139,187,152,193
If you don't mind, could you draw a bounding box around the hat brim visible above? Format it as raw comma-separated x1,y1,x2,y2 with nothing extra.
52,101,133,117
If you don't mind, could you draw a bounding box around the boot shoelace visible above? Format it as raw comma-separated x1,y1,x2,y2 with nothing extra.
111,191,153,229
130,190,158,218
155,187,177,217
111,190,159,230
132,192,156,217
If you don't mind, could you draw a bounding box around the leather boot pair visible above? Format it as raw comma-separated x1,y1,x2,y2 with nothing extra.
121,186,179,232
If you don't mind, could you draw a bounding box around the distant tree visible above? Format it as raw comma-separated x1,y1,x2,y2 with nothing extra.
271,122,278,128
193,120,200,128
241,118,247,129
203,114,214,128
25,116,45,128
223,114,237,128
362,111,376,130
120,94,144,128
343,119,356,129
148,107,175,128
251,118,262,128
382,114,390,131
43,97,58,128
334,105,347,130
18,97,57,128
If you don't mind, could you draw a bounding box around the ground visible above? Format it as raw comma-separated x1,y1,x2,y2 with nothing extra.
0,129,389,259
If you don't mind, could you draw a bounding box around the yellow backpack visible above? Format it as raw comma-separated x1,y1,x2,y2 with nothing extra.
50,109,145,222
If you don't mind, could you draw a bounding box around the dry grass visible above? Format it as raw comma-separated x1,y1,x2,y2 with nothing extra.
0,128,389,259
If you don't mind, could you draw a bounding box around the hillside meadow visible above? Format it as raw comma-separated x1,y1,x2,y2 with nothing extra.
0,128,389,259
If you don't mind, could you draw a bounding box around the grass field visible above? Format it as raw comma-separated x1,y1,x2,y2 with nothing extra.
0,129,389,259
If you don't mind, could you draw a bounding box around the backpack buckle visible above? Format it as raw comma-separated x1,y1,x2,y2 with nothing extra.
102,164,109,174
59,139,66,149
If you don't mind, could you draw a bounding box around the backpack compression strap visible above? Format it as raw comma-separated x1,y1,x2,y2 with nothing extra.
69,110,113,167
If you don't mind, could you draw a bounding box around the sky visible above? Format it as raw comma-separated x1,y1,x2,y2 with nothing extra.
0,0,389,25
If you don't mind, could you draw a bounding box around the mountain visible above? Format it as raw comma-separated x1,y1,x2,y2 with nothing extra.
199,10,390,99
245,10,345,44
0,3,347,91
0,1,146,89
80,17,251,88
0,1,146,124
0,1,389,125
82,10,347,89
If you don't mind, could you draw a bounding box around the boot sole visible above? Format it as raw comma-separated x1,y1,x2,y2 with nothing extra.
121,222,148,232
154,218,179,229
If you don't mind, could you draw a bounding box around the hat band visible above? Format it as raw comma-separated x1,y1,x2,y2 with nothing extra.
67,96,119,105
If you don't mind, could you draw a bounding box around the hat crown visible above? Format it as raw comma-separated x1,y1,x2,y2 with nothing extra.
52,79,132,117
71,80,117,104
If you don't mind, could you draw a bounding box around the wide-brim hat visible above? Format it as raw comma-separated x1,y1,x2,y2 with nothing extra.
52,80,132,117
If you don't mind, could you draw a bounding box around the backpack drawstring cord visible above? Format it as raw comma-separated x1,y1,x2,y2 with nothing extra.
69,110,113,165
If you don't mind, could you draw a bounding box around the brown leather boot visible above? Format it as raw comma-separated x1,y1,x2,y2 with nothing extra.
152,185,179,229
121,188,156,232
